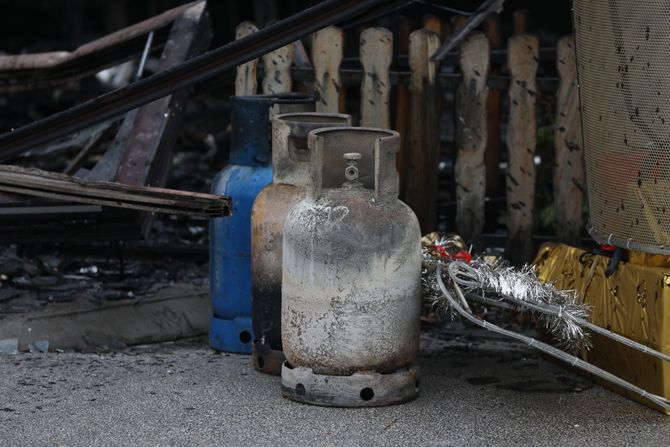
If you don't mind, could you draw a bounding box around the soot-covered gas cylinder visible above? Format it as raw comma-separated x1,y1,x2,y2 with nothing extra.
250,112,351,375
209,94,314,354
281,127,421,407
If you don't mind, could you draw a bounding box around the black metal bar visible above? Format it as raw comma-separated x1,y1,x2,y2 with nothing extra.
342,47,561,66
340,0,413,31
287,67,559,92
0,0,389,162
0,2,196,92
431,0,505,61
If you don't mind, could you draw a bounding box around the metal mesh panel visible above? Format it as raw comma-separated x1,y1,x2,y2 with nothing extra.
574,0,670,254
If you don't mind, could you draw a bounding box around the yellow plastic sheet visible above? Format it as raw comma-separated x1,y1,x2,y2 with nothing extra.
534,243,670,414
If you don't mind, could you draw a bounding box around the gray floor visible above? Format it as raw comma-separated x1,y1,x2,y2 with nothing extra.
1,329,668,447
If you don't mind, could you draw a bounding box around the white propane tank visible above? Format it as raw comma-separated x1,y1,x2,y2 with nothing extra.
281,127,421,407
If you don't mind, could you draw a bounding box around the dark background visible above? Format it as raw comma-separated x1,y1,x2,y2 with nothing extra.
0,1,572,53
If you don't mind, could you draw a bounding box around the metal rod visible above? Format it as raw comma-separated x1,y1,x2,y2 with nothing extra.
0,0,389,161
436,264,670,411
431,0,505,61
135,31,155,81
287,67,559,91
506,294,670,363
341,0,414,31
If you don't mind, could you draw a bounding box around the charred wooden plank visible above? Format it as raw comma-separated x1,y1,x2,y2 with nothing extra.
0,2,199,92
235,21,260,96
454,33,489,251
262,40,294,95
115,1,211,188
360,27,392,128
63,124,117,176
394,17,410,200
312,27,343,112
483,14,503,197
405,28,440,233
0,165,230,218
87,0,211,238
505,34,539,265
86,112,139,181
553,35,585,245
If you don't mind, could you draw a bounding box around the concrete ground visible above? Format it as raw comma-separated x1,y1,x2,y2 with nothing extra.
1,328,668,447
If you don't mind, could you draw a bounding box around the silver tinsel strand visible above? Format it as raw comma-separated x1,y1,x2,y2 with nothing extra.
421,234,592,351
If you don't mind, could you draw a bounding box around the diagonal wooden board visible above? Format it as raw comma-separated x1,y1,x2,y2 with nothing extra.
0,165,230,218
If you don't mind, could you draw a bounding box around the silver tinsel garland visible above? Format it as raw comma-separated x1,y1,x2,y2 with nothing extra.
421,233,670,410
421,233,591,351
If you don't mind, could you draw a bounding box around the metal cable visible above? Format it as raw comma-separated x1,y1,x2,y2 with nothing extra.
436,264,670,411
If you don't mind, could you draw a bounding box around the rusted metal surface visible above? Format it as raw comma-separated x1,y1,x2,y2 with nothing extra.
251,112,350,375
0,165,230,218
0,1,212,242
251,341,286,376
252,184,305,364
281,128,421,381
0,2,199,92
281,362,420,407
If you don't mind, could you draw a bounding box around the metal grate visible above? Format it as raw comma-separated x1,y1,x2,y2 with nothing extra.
574,0,670,254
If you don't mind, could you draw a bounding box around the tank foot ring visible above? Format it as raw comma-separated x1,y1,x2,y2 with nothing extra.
209,316,253,354
251,341,285,376
281,362,419,407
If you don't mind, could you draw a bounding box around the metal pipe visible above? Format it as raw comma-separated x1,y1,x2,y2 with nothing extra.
471,290,670,363
135,31,155,81
446,259,670,363
436,264,670,411
286,67,559,91
430,0,505,61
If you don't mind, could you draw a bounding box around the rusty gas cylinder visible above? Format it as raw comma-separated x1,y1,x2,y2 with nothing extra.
281,127,421,407
250,112,351,375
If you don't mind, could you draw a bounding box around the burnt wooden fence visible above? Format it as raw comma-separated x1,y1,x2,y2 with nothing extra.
234,13,584,265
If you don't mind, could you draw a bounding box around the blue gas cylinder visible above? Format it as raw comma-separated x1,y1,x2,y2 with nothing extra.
210,94,314,353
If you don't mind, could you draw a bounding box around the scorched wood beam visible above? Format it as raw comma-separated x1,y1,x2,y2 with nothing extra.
0,165,230,218
0,0,213,242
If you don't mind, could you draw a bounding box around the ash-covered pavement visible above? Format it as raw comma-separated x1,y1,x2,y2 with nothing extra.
1,329,668,447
